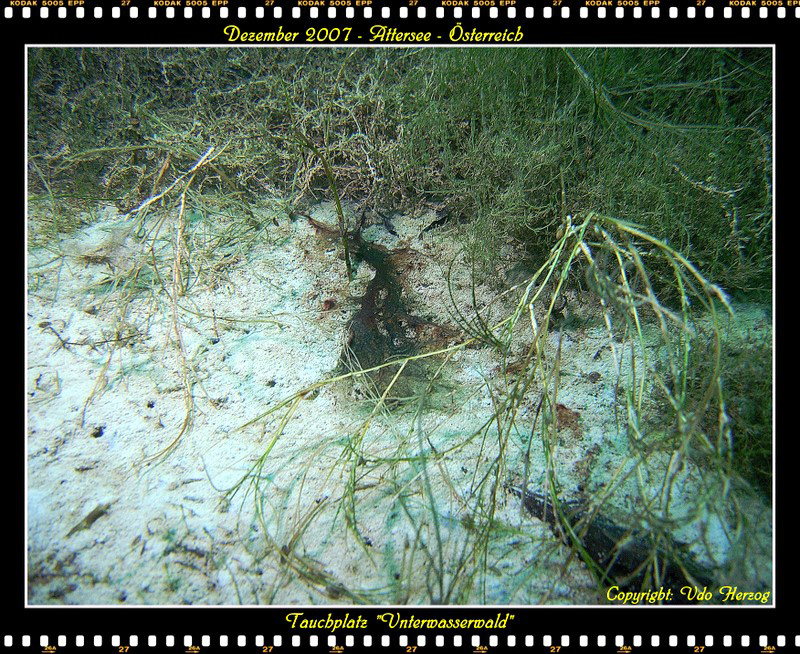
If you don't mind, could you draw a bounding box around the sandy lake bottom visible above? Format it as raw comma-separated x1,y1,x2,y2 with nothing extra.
26,201,772,606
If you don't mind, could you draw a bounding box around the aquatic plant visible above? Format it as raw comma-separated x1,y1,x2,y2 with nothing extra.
223,209,768,603
27,47,771,604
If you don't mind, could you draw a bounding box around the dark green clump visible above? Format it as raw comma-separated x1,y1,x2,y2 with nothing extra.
340,234,461,404
721,335,772,499
343,236,413,374
684,327,772,499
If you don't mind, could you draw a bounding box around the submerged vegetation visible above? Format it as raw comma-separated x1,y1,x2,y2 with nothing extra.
27,47,772,604
28,48,771,298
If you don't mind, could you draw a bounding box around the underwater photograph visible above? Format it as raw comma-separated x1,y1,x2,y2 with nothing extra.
26,47,772,605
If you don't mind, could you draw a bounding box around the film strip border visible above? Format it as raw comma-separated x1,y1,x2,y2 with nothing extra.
2,633,800,649
2,3,798,19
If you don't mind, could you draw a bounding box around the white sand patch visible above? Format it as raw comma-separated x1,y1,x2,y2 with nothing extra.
27,200,772,605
